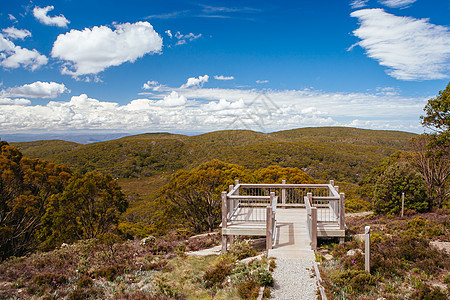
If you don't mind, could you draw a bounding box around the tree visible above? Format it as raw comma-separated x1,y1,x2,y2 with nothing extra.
421,82,450,135
373,154,429,214
252,165,315,184
0,141,71,260
41,172,128,248
411,82,450,208
160,160,251,233
409,135,449,208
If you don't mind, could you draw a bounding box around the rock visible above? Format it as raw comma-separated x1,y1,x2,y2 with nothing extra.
346,249,362,256
324,254,333,261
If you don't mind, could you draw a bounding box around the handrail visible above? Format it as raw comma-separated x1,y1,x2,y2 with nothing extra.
222,180,344,252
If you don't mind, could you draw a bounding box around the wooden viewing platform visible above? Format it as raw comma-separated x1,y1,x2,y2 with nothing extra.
220,180,345,253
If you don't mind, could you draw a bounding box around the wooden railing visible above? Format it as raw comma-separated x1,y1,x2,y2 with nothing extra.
222,180,344,251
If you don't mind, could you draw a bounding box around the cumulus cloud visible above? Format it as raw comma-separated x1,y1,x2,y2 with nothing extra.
156,91,187,106
0,87,426,133
214,75,234,80
2,27,31,40
181,75,209,88
165,30,172,38
350,0,369,9
4,81,69,99
0,97,31,106
51,21,163,76
379,0,417,8
142,80,162,90
201,98,245,111
33,6,70,27
0,35,48,70
350,9,450,80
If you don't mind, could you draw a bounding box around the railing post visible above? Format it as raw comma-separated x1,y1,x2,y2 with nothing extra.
365,226,371,273
334,186,340,194
329,180,334,197
270,191,275,206
281,180,286,207
311,207,317,250
221,191,228,253
339,193,345,243
266,206,273,251
307,192,313,206
235,179,240,195
229,184,234,192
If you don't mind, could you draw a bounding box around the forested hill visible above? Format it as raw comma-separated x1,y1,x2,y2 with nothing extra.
11,127,416,184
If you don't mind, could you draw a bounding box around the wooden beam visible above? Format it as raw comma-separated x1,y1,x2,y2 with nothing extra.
221,191,228,253
311,207,317,250
365,226,371,273
339,193,345,230
266,206,273,251
281,180,286,207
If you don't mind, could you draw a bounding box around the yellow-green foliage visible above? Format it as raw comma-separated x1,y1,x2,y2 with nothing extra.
13,127,415,184
0,142,129,261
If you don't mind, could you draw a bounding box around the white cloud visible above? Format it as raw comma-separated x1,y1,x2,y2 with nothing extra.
379,0,417,8
155,91,187,107
51,21,163,76
0,87,426,133
350,0,369,9
350,9,450,80
165,30,172,38
0,35,48,70
174,31,201,45
8,14,17,21
33,6,70,27
181,75,209,88
142,80,162,90
256,80,269,84
4,81,69,99
2,27,31,40
214,75,234,80
201,98,245,111
0,97,31,106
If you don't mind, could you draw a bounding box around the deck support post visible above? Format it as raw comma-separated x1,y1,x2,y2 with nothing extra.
266,206,273,251
221,191,228,253
339,192,345,243
365,226,371,273
281,180,286,208
311,207,317,250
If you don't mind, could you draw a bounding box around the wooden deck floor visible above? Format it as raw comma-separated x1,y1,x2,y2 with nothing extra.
221,207,345,240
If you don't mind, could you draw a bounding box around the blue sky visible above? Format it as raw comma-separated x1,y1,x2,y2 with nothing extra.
0,0,449,136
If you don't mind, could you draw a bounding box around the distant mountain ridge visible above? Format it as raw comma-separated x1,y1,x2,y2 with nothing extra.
10,127,416,184
1,133,130,144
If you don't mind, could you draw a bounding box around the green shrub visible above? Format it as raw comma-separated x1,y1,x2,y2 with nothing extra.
228,240,257,260
411,284,447,300
77,275,93,288
68,288,101,300
373,158,429,214
328,269,375,294
93,265,126,281
32,273,67,287
237,279,260,299
203,259,234,288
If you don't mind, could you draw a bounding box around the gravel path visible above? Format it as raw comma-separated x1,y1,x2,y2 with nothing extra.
270,258,317,300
